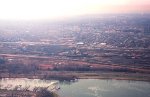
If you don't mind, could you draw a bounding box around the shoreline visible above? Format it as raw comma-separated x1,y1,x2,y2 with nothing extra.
1,71,150,82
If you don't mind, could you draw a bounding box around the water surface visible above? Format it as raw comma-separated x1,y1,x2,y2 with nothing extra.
58,79,150,97
0,78,150,97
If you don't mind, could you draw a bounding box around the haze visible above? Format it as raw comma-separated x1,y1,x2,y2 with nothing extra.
0,0,150,20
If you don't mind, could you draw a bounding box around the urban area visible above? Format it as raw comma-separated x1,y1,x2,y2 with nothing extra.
0,14,150,97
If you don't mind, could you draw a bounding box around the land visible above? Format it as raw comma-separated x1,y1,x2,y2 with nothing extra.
0,47,150,81
0,88,58,97
0,14,150,96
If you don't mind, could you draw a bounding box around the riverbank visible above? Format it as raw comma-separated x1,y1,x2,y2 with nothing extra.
0,89,59,97
1,71,150,82
0,89,36,97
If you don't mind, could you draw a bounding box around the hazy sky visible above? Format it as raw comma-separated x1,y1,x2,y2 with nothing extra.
0,0,149,20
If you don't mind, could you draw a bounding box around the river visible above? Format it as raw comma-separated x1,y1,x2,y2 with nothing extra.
58,79,150,97
0,78,150,97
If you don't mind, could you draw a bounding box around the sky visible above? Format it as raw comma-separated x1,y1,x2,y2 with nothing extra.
0,0,149,20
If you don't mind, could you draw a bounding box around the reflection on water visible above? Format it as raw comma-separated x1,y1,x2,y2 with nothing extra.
58,79,150,97
0,78,150,97
0,78,59,91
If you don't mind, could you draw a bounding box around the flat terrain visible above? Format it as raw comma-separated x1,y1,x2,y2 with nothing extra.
0,45,150,81
0,14,150,97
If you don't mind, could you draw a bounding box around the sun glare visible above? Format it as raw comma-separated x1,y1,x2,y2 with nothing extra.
0,0,148,20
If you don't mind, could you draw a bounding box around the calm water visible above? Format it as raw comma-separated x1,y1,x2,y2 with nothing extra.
0,78,150,97
58,79,150,97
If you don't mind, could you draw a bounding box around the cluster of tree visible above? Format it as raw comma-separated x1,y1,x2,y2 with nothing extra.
36,88,58,97
1,63,38,74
